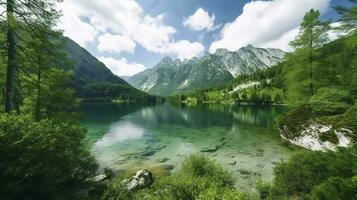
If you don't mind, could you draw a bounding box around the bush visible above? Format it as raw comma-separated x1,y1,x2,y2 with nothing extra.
310,176,357,200
267,147,357,199
0,114,98,200
102,154,249,200
308,87,352,116
278,105,313,137
101,184,133,200
319,130,339,144
181,154,234,186
337,103,357,134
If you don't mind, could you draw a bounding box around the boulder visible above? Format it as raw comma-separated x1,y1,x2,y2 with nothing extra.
122,169,153,191
93,174,107,182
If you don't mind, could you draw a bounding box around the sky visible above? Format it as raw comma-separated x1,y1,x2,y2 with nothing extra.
57,0,353,77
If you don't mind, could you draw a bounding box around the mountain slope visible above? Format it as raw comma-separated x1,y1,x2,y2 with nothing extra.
64,38,154,101
127,45,285,96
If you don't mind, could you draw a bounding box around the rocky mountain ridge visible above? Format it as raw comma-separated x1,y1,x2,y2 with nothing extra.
127,45,285,96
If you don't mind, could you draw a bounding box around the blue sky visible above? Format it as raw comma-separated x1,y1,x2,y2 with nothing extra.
57,0,353,77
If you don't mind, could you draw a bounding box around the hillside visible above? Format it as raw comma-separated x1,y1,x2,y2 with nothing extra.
127,45,284,96
64,38,156,102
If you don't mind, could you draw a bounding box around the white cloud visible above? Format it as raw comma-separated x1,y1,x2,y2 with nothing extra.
58,0,204,60
209,0,331,53
183,8,215,31
98,33,136,54
57,3,98,47
167,40,205,60
98,57,145,77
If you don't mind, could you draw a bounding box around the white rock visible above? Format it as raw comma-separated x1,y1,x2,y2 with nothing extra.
281,123,352,151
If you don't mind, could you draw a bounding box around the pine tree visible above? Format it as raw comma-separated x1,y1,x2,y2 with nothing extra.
1,0,61,113
290,9,330,97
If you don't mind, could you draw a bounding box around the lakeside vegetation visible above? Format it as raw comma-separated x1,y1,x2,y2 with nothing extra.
0,0,356,200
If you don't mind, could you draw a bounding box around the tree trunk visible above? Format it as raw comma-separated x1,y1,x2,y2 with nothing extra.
5,0,17,112
309,27,314,96
35,56,41,122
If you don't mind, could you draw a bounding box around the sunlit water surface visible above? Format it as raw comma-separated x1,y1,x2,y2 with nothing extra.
81,103,298,191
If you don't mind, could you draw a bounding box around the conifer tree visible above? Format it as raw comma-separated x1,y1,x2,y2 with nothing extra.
290,9,330,97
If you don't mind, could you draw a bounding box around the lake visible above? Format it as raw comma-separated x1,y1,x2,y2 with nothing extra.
81,102,298,191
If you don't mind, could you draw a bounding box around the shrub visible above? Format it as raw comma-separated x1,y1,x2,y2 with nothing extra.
337,103,357,134
278,105,313,137
310,176,357,200
319,130,338,144
308,87,352,116
101,184,133,200
102,154,249,200
181,154,234,187
267,147,357,199
0,114,98,200
255,179,271,200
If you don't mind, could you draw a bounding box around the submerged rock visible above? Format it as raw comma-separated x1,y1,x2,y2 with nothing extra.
200,145,220,153
121,169,153,191
228,161,237,165
160,164,175,171
238,169,252,175
156,158,169,163
134,144,167,158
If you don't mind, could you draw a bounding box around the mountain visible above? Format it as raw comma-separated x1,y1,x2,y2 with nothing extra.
63,38,155,102
127,45,285,96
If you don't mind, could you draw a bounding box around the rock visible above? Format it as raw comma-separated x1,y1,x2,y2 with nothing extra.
160,164,175,171
156,158,169,163
121,169,153,191
93,174,107,182
228,161,237,165
200,145,220,153
238,169,252,175
136,144,167,157
280,122,353,151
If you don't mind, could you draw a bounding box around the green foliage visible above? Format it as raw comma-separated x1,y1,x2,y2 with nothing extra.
308,87,352,115
101,185,133,200
335,0,357,34
327,103,357,136
0,114,98,200
266,147,357,199
278,105,313,137
290,9,330,50
102,154,250,200
255,179,271,200
181,154,234,186
76,81,157,103
319,130,339,144
310,176,357,200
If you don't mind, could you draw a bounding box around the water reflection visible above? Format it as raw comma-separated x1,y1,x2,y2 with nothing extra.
81,102,293,191
95,121,145,147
